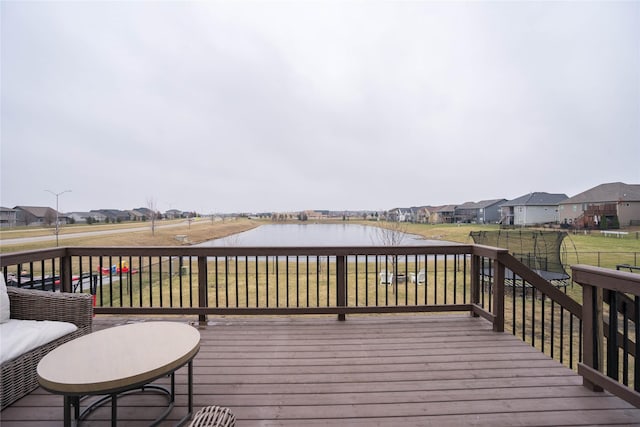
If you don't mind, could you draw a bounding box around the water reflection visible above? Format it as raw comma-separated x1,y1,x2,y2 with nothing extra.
198,223,445,247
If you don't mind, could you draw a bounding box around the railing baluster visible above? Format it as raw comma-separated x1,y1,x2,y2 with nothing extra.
541,291,545,353
337,255,346,321
560,307,565,364
159,256,163,308
622,300,629,386
635,295,640,392
305,255,311,307
296,256,300,308
607,291,619,380
235,256,239,308
444,254,448,305
433,254,438,305
551,301,555,360
532,286,536,347
197,255,207,325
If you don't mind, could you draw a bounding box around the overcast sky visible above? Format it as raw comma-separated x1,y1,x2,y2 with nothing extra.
1,1,638,214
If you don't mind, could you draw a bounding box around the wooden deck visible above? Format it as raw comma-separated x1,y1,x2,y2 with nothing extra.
2,314,640,426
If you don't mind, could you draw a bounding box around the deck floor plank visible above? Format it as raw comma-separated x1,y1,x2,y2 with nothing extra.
2,314,640,426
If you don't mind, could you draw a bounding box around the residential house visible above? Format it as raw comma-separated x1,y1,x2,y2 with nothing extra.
387,208,414,222
0,207,17,228
454,199,506,224
90,209,132,223
430,205,457,224
558,182,640,228
500,192,568,226
164,209,184,220
414,206,434,224
67,212,106,224
13,206,68,227
128,210,146,221
133,207,159,220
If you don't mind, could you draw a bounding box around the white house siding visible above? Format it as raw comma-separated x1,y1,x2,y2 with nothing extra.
515,206,559,225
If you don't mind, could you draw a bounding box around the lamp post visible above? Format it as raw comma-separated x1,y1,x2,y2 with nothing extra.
45,189,71,246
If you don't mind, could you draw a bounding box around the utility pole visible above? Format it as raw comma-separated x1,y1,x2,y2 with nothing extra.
45,189,72,246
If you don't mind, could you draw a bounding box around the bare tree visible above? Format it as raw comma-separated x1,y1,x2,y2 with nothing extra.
371,220,409,293
44,209,56,227
372,220,409,247
146,197,158,236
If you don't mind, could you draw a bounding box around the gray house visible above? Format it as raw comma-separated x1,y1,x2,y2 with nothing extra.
90,209,131,223
454,199,506,224
13,206,68,227
0,207,17,228
500,192,568,226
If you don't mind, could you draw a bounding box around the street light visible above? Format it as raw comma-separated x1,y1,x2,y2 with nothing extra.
45,189,72,246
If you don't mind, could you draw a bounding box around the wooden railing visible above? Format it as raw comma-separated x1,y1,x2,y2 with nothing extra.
573,265,640,407
1,245,504,325
474,246,583,369
3,244,638,404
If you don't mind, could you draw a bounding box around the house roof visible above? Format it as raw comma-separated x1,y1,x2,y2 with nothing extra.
457,199,506,210
68,211,93,217
501,192,568,207
14,206,59,217
433,205,457,212
561,182,640,204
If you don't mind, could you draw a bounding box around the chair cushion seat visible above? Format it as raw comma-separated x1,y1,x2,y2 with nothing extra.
0,319,77,364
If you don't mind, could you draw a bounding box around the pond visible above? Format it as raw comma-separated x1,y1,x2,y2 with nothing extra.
198,223,448,247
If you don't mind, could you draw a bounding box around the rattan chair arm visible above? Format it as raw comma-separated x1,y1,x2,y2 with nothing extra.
7,287,93,329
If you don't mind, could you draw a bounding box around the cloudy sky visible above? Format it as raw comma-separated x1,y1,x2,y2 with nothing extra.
1,1,638,214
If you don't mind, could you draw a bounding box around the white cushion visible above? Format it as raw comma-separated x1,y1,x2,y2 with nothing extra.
0,275,9,324
0,319,77,364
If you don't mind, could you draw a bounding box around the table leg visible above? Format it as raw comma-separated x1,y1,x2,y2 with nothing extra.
63,396,71,427
111,393,117,427
171,372,176,403
188,360,193,414
73,396,80,420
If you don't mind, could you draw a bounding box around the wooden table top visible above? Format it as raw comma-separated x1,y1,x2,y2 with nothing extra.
37,321,200,395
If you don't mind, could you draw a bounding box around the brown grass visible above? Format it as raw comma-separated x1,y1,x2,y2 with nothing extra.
0,218,259,252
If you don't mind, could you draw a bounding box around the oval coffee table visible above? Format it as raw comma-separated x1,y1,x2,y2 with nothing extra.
37,321,200,427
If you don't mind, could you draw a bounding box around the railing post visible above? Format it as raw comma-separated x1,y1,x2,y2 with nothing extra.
493,256,505,332
470,254,480,317
337,255,346,321
60,250,73,293
582,282,604,391
198,256,208,326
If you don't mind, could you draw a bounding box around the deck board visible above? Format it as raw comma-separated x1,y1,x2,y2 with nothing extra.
2,314,640,426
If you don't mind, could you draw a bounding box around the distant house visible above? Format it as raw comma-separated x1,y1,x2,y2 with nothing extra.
0,207,17,228
14,206,68,227
454,199,506,224
128,210,146,221
387,208,413,222
68,211,108,224
500,192,568,226
164,209,184,220
430,205,457,224
90,209,131,223
414,206,434,224
133,207,157,220
558,182,640,228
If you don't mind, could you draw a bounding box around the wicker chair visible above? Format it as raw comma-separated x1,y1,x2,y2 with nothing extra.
189,406,236,427
0,287,93,410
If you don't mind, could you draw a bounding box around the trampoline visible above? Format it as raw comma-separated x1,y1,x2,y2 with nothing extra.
470,229,572,288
